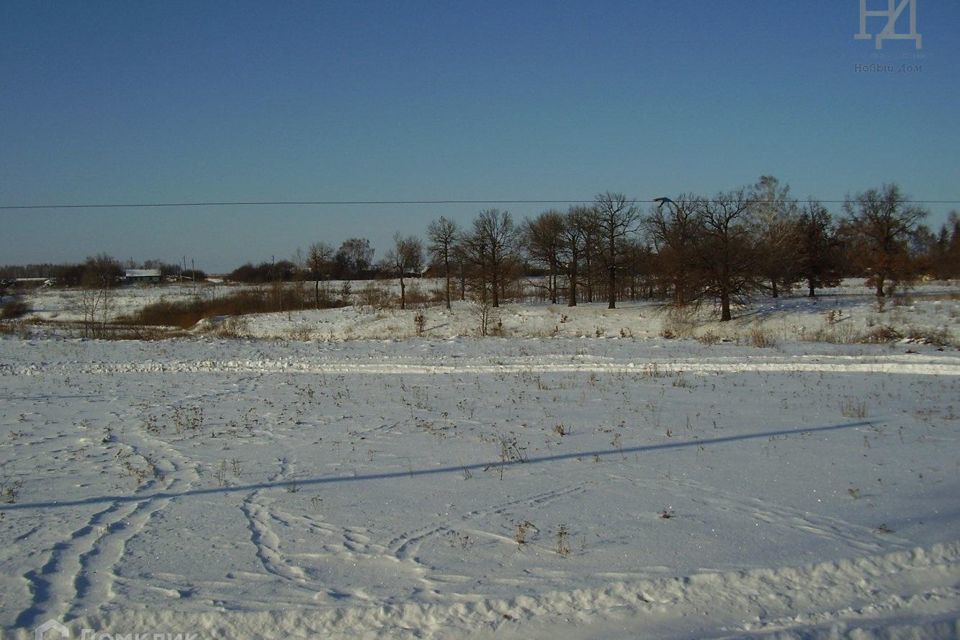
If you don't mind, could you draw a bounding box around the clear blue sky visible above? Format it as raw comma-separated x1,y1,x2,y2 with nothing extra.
1,1,957,273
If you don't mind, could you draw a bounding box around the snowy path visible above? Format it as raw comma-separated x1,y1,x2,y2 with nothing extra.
4,351,960,377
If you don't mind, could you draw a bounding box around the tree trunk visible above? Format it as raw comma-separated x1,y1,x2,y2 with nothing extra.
568,253,578,307
584,248,593,303
808,278,816,298
771,278,778,298
443,256,451,310
875,276,886,297
607,263,616,309
549,261,558,304
607,233,616,310
720,290,732,321
315,279,320,309
399,274,406,310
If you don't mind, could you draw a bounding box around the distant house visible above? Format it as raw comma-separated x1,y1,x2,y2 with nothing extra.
125,269,162,284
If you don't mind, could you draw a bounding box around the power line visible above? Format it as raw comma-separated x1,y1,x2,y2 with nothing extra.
2,199,587,210
2,198,959,211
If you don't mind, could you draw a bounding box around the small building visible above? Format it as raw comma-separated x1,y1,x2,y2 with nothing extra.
125,269,162,285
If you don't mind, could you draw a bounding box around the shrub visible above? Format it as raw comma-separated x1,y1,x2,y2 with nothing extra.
904,327,952,347
857,325,903,344
748,327,777,348
414,310,427,336
1,298,30,320
696,331,721,345
841,398,868,418
661,307,697,339
123,286,344,329
357,282,393,309
0,321,31,338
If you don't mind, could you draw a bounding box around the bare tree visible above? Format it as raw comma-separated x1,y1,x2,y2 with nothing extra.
796,201,843,297
644,195,702,307
78,254,123,337
843,184,927,297
334,238,374,279
927,212,960,279
452,240,468,302
558,206,588,307
692,189,761,321
384,234,423,310
621,237,653,301
523,210,565,303
594,192,641,309
464,209,516,308
578,208,601,303
751,176,800,298
427,216,459,310
306,242,334,308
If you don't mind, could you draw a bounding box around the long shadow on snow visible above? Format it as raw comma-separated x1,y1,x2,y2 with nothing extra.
0,420,874,513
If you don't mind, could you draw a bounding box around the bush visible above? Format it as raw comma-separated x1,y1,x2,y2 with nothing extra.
858,325,903,344
661,307,697,339
357,283,393,309
748,327,777,348
1,299,30,320
123,286,345,329
696,330,721,345
903,327,952,347
228,261,297,284
180,269,207,282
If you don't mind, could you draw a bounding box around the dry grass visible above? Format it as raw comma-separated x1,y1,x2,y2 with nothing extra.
355,282,445,310
0,321,31,338
696,330,721,345
660,307,697,339
857,325,903,344
123,286,344,329
747,327,777,348
1,299,30,320
903,327,953,347
356,282,394,308
841,398,868,418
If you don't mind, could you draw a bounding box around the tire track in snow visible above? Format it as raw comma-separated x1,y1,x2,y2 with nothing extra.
239,457,322,589
15,422,203,627
14,499,137,628
384,483,588,587
37,540,960,640
675,476,914,554
240,499,308,584
68,426,202,618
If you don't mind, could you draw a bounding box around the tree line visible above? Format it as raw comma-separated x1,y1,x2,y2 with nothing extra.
3,178,958,322
289,178,958,319
0,257,205,288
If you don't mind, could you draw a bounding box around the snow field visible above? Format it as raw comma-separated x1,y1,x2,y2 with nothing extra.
1,337,958,637
11,279,960,346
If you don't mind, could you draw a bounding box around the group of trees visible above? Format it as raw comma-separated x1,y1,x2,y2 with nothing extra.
4,179,957,324
0,257,206,287
287,179,957,322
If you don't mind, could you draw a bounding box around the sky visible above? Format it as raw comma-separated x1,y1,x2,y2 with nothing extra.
1,0,958,273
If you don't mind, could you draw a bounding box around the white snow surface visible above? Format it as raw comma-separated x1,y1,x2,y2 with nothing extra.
2,285,960,638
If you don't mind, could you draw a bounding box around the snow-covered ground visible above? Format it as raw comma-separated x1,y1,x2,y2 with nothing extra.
11,278,959,348
1,283,959,638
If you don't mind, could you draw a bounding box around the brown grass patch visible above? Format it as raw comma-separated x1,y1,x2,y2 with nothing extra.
123,286,345,329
